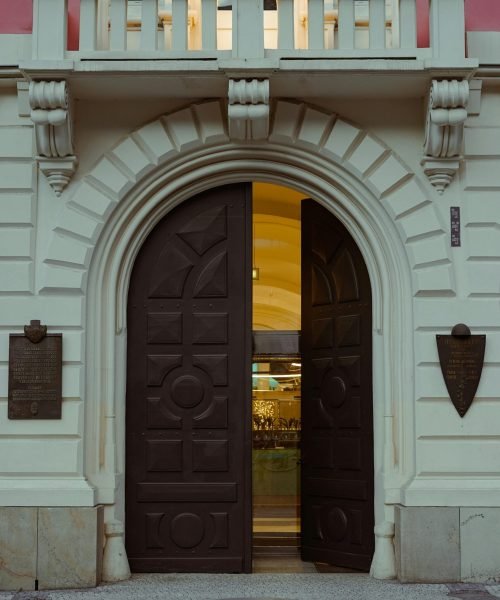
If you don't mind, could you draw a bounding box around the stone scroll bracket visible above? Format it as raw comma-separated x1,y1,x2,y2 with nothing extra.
421,79,470,195
29,80,77,197
228,79,270,141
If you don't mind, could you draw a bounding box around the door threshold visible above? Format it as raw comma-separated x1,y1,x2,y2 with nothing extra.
252,556,365,574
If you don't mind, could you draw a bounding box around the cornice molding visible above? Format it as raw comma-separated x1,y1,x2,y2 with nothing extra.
422,79,469,194
29,80,77,196
228,79,269,141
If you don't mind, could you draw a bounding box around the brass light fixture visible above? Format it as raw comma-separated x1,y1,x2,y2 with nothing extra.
252,218,259,280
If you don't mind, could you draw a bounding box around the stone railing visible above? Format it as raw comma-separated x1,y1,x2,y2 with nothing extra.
31,0,466,64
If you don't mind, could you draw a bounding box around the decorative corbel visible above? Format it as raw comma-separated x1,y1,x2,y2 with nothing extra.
29,80,77,196
228,79,269,141
422,80,469,194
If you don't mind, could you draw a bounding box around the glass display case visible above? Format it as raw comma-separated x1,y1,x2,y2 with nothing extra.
252,358,301,449
252,355,301,536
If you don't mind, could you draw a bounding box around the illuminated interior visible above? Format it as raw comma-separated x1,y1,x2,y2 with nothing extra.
252,183,305,549
253,182,302,331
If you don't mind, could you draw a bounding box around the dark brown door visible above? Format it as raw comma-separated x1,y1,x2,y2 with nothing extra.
126,184,252,573
301,199,374,570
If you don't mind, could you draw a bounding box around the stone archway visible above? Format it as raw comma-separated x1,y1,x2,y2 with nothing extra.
39,100,455,581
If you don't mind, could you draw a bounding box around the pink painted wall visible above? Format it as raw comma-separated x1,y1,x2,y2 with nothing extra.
0,0,500,51
0,0,79,49
68,0,81,50
465,0,500,31
417,0,430,48
0,0,32,34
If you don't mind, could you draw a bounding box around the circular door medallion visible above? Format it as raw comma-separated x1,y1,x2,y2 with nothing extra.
325,506,348,542
170,512,205,548
171,374,204,408
321,371,347,409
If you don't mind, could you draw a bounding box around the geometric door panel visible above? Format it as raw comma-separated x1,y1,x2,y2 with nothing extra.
126,184,252,573
301,200,374,571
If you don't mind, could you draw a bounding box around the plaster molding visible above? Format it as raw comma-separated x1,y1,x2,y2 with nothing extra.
228,79,269,141
421,158,461,195
102,520,131,582
422,79,469,194
29,80,77,196
371,521,396,579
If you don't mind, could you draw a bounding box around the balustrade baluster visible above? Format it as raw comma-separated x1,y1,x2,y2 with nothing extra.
172,0,189,51
97,0,110,50
141,0,159,50
338,0,355,49
278,0,295,50
109,0,128,51
369,0,386,49
32,0,68,59
430,0,465,59
202,0,218,50
307,0,324,50
80,0,97,51
399,0,416,49
232,0,264,59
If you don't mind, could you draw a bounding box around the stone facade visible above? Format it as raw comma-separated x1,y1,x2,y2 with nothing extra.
1,0,500,589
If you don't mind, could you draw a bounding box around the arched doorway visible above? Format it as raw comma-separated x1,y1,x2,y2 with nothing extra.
62,99,435,581
124,182,373,573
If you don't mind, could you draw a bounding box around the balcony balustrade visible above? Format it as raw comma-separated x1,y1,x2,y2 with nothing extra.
30,0,467,65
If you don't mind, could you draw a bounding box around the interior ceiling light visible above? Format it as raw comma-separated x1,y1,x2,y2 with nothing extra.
253,374,302,378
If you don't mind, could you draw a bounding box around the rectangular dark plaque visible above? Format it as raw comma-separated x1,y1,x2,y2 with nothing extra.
450,206,461,247
437,324,485,417
8,321,62,419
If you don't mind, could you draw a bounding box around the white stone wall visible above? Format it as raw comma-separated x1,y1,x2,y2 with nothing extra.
0,86,91,505
0,83,499,513
403,84,500,506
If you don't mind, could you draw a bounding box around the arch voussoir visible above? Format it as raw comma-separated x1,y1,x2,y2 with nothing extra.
40,100,455,299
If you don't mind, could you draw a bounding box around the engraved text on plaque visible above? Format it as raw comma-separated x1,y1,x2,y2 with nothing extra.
8,320,62,419
437,324,485,418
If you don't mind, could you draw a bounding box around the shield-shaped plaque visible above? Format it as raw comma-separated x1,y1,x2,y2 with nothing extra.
436,324,486,417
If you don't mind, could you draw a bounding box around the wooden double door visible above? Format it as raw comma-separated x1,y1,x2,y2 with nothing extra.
125,183,374,573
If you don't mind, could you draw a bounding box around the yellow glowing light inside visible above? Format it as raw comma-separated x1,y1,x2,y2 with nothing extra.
253,400,277,419
252,374,301,378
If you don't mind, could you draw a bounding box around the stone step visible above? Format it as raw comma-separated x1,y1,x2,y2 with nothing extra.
253,545,301,557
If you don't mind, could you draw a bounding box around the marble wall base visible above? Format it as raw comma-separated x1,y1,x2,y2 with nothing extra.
460,508,500,583
0,507,37,591
0,506,103,591
395,505,500,583
38,506,104,589
395,506,460,582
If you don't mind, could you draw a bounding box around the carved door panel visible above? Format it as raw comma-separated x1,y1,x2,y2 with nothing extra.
126,184,252,573
301,200,374,570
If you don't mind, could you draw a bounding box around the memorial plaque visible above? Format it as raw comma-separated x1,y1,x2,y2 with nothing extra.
450,206,461,247
8,320,62,419
436,324,485,418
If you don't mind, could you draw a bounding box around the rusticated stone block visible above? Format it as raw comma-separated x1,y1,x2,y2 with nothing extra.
395,505,460,582
0,507,37,590
37,506,104,589
461,508,500,582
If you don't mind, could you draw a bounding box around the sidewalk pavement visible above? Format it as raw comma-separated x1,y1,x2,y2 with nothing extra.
3,575,500,600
